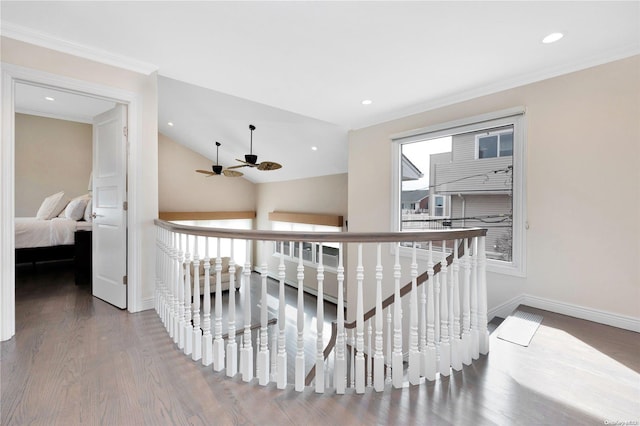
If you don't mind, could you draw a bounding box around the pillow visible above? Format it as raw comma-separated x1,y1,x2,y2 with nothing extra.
36,191,68,220
84,199,93,222
65,197,89,221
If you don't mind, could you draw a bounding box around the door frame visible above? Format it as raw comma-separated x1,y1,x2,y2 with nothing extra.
1,63,143,340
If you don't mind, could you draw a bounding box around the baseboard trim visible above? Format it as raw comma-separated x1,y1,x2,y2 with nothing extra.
520,294,640,333
139,297,155,312
488,295,525,321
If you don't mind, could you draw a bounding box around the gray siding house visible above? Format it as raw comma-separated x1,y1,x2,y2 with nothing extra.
430,126,514,260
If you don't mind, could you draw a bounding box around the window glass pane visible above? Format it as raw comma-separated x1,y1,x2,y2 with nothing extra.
399,121,516,265
500,132,513,157
478,135,498,158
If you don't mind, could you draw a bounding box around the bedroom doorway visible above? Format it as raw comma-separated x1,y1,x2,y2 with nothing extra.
2,64,141,341
14,83,128,308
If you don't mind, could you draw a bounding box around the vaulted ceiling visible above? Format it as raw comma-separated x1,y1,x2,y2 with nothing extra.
2,1,638,183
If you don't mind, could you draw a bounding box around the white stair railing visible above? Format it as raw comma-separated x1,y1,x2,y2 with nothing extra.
155,219,488,395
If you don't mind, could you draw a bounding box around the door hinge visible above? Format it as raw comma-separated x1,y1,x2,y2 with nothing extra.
123,275,128,285
123,201,128,211
123,126,128,138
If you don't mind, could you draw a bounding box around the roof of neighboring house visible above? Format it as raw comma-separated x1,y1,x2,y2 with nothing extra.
401,189,429,203
401,154,424,181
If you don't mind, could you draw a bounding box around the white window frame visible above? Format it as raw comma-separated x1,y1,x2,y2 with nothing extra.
391,107,527,277
475,128,514,159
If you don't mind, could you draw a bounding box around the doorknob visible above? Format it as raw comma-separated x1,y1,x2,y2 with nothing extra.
91,212,102,219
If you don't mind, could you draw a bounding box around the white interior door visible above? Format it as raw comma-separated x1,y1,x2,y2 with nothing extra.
92,104,127,309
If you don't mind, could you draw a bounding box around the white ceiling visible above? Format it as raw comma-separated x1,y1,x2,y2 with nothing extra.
2,1,639,183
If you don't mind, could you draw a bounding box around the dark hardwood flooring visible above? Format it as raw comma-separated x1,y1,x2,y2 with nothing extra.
2,262,639,425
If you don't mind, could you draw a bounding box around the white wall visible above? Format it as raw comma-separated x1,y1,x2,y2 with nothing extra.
348,56,640,322
15,114,92,216
158,132,256,212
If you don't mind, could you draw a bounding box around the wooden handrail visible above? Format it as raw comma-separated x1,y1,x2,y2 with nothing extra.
155,219,486,243
304,239,469,385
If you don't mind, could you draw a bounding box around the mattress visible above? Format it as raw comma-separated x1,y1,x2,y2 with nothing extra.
15,217,91,249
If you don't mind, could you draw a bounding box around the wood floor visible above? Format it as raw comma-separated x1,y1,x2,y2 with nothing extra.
2,262,639,425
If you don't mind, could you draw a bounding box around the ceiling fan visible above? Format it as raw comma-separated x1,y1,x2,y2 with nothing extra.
228,124,282,171
195,141,244,177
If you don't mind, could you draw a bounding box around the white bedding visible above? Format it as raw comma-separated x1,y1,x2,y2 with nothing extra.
15,217,92,249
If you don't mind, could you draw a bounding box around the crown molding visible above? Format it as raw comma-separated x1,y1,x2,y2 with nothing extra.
1,21,158,75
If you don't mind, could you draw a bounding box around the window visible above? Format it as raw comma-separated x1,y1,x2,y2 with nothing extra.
476,129,513,159
392,107,526,276
271,221,342,270
433,195,447,217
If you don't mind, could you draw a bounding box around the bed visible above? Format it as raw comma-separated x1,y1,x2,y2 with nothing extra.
15,217,92,263
15,191,93,283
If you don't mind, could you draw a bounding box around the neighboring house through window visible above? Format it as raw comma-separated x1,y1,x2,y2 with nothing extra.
392,108,526,276
476,128,513,159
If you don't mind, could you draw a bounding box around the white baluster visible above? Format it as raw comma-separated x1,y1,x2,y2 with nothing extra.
277,242,287,389
177,234,185,348
439,241,451,377
192,236,202,361
226,243,238,377
355,243,365,393
373,243,384,392
367,320,372,387
164,230,174,328
385,306,392,385
183,235,193,356
162,229,173,333
157,228,165,321
451,239,462,371
408,243,420,385
424,241,437,381
202,239,213,366
434,244,441,351
470,237,480,360
419,258,427,377
461,238,472,365
169,232,177,338
350,329,355,389
270,322,277,383
334,243,346,394
241,243,253,382
477,235,490,355
295,242,305,392
315,243,325,393
258,241,270,386
392,243,403,388
155,226,161,314
213,238,225,371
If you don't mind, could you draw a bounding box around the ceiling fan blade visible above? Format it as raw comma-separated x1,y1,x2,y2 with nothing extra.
257,161,282,171
223,169,244,177
227,164,249,169
195,169,215,175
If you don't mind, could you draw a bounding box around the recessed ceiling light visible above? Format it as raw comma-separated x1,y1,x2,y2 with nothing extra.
361,99,373,105
45,96,55,101
167,122,174,127
542,32,563,44
311,146,318,151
